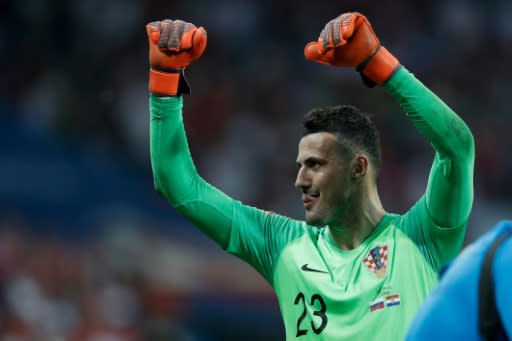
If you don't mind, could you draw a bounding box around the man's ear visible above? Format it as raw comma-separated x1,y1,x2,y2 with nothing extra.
352,155,368,179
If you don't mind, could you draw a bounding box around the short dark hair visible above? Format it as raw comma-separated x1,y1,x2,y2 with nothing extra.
303,105,382,176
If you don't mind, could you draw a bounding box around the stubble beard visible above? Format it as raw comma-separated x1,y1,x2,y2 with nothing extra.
306,197,349,228
305,207,328,227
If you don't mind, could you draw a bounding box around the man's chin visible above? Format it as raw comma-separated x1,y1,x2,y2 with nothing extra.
305,213,325,227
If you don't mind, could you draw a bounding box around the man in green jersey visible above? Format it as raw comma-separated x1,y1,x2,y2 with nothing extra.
147,12,474,340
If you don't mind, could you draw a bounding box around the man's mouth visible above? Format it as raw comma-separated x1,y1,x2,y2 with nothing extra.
302,193,319,209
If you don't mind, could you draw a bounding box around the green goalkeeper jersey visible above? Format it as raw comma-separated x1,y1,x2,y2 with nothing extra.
149,67,474,340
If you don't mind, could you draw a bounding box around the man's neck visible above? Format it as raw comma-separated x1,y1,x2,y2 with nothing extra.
329,190,386,250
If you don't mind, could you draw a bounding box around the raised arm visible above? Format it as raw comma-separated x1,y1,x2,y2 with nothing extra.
150,96,234,247
304,12,474,228
147,20,234,247
146,20,305,283
384,68,474,228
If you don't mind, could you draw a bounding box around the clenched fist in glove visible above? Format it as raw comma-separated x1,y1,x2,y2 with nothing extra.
146,19,207,96
304,12,401,87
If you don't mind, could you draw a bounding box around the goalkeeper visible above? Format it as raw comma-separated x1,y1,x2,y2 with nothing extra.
148,12,474,340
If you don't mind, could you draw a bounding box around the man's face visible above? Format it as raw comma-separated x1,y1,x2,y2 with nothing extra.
295,132,353,226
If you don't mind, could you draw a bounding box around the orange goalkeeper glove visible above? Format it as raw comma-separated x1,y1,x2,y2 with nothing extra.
304,12,400,87
146,19,207,96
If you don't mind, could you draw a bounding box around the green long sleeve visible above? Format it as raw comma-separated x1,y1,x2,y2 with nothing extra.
385,67,475,229
150,96,235,247
150,95,307,283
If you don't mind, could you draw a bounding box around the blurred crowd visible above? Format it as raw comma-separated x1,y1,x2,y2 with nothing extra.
0,215,282,340
1,0,512,339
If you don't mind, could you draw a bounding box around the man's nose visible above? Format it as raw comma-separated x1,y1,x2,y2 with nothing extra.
295,167,311,190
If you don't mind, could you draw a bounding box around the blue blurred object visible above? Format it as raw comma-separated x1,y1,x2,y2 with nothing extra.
406,220,512,340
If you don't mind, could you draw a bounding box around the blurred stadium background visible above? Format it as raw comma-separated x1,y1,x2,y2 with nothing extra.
0,0,511,340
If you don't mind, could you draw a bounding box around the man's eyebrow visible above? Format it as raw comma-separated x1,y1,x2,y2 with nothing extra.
297,157,325,165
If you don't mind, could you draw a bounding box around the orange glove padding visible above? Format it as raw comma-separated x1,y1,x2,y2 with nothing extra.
304,12,400,87
146,19,207,96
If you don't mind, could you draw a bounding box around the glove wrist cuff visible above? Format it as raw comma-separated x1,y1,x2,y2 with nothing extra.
148,68,190,96
359,47,400,86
